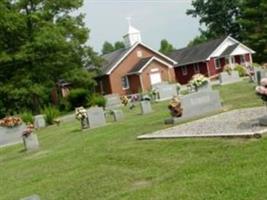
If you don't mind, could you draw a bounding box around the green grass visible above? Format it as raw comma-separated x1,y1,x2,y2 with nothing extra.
0,80,266,200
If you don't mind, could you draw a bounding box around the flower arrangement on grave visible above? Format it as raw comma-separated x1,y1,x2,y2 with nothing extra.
120,95,129,106
75,107,87,120
22,124,34,138
0,116,22,128
189,74,209,90
256,78,267,102
224,64,232,75
168,96,183,118
75,107,88,129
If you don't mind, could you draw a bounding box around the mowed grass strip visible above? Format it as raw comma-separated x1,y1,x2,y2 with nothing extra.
1,80,266,200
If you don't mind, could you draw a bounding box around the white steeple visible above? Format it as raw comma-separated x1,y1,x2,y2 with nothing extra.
123,18,142,47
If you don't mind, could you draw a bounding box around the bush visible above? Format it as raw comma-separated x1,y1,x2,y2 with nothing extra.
67,88,89,109
20,111,33,124
58,98,71,112
42,106,60,125
88,94,106,107
234,65,247,77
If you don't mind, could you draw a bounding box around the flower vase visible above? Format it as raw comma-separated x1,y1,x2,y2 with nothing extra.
80,117,88,129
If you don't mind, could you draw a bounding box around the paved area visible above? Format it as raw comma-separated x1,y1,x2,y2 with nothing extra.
138,107,267,139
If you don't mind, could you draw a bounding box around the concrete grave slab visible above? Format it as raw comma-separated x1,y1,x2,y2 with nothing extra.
0,124,26,147
139,107,267,139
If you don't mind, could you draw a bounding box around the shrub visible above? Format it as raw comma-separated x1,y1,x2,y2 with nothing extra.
223,64,232,75
67,88,89,109
88,94,106,107
58,98,71,112
234,64,247,77
253,63,261,68
42,106,60,125
20,111,33,124
189,74,208,89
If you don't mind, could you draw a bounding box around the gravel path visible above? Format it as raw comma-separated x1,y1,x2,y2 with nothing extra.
138,107,267,139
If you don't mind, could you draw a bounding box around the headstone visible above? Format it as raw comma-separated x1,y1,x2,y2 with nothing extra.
165,91,222,124
104,94,122,110
87,107,106,128
0,124,26,147
254,69,267,85
153,83,178,101
140,101,153,114
23,133,39,151
34,115,46,129
111,110,124,121
219,71,241,85
197,82,212,92
20,194,40,200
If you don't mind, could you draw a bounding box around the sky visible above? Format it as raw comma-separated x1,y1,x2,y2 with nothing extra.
80,0,200,53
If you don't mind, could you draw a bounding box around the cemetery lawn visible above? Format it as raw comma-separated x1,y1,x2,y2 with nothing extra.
1,80,266,200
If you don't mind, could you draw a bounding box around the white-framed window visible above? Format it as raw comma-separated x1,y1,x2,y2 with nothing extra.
137,50,143,58
181,66,188,76
193,63,200,73
215,58,221,69
121,76,129,90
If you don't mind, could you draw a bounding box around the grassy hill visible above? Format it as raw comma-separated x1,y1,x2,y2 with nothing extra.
0,80,265,200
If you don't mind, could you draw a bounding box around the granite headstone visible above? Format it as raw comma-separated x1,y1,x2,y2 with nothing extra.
219,71,241,85
111,109,124,121
34,115,46,129
87,107,106,128
23,133,39,151
140,101,153,114
165,91,222,124
154,83,178,101
104,94,122,110
0,124,26,147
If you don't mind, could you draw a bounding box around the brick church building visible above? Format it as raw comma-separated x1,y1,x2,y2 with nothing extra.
92,25,255,95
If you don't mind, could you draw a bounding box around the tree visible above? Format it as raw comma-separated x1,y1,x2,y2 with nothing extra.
0,0,101,114
187,35,208,47
102,41,114,54
114,41,125,50
159,39,174,55
101,41,125,54
187,0,241,40
239,0,267,62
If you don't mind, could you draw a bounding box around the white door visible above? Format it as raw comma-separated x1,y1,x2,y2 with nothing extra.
150,72,162,85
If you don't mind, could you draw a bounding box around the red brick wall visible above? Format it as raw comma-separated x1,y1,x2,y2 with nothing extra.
108,44,175,95
141,60,176,92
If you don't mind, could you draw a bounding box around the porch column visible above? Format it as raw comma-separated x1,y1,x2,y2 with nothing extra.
139,75,145,92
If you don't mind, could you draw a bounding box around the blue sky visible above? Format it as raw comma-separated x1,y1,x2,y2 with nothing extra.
80,0,200,52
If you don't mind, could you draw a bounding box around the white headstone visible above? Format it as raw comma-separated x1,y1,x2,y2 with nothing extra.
34,115,46,129
87,107,106,128
140,101,153,114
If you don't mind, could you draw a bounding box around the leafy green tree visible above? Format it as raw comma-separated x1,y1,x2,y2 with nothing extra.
114,41,125,50
102,41,114,54
187,35,208,47
239,0,267,62
187,0,241,40
101,41,125,54
159,39,174,55
0,0,100,114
